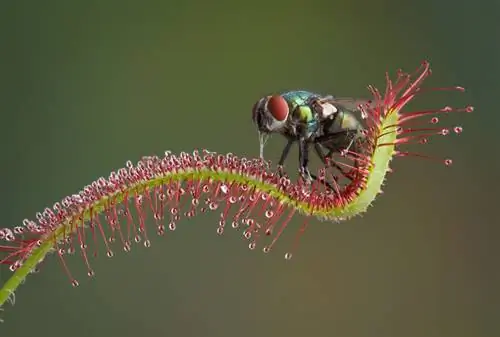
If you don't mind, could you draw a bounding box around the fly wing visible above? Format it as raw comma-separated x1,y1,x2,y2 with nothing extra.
327,97,377,112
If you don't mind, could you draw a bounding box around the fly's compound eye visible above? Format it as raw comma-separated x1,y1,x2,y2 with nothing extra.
267,95,289,122
265,95,289,131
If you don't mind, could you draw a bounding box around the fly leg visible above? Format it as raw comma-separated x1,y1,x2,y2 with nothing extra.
314,143,332,167
293,142,335,190
308,172,335,191
315,131,362,181
276,138,295,177
313,143,353,181
298,138,313,183
309,144,341,191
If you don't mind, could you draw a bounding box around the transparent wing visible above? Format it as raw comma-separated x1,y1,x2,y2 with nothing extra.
323,96,377,112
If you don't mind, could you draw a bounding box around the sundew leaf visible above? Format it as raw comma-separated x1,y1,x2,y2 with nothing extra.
0,61,473,316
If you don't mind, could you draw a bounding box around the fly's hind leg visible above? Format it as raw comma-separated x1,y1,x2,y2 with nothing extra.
314,143,355,182
315,128,366,182
309,172,335,190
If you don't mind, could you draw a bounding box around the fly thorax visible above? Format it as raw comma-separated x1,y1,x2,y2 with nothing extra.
293,106,313,123
293,106,319,139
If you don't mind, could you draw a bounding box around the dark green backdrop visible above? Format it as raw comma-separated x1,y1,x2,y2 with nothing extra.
0,1,498,337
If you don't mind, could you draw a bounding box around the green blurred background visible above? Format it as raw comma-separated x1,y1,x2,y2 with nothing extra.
0,1,498,336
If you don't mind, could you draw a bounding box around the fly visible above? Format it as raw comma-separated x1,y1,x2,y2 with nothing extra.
251,90,373,187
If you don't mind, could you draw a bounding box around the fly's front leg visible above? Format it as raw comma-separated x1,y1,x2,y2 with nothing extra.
298,137,312,183
276,138,295,177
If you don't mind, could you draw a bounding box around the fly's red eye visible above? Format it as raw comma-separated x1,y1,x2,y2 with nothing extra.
267,95,289,122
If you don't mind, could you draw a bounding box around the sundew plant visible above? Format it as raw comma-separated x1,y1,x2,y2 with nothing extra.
0,61,473,318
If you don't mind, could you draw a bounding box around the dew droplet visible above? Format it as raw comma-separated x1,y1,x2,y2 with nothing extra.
265,210,274,218
216,227,224,235
71,280,79,287
284,252,293,260
136,195,143,205
262,246,270,253
419,138,428,144
87,270,95,277
144,240,151,248
440,128,449,136
244,231,252,240
430,117,439,124
134,235,142,243
248,242,256,250
444,159,453,166
209,202,218,210
454,126,463,134
106,250,114,258
192,198,199,206
231,221,239,229
123,243,131,252
169,222,176,231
